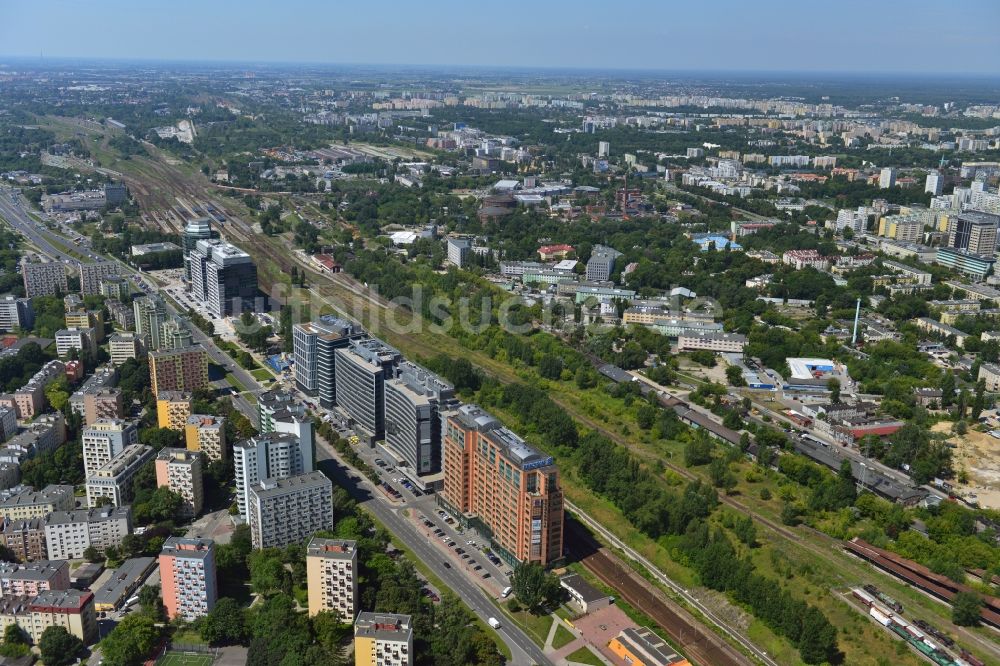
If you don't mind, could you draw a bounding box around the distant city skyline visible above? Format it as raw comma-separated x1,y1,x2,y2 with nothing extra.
2,0,999,75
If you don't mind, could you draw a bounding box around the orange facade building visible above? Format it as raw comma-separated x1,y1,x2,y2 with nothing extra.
441,404,563,566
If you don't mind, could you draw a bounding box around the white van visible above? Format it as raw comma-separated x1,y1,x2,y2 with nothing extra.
488,617,501,629
501,586,513,599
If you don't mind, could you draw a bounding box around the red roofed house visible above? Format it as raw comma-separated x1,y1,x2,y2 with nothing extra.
538,244,575,261
311,254,342,274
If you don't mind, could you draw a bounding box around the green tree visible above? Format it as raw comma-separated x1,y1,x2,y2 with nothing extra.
952,591,983,626
0,624,28,658
798,606,838,664
826,377,841,402
99,613,162,666
725,364,745,386
139,584,166,621
511,562,561,613
39,625,84,666
200,597,247,646
684,433,713,466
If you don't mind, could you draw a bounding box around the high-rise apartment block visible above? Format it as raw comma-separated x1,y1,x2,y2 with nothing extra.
54,327,96,358
384,363,457,478
879,166,896,189
446,238,471,267
335,338,401,441
306,537,358,619
44,506,132,560
133,296,168,350
246,472,333,549
85,444,155,508
160,317,193,350
0,296,33,332
354,613,413,666
234,432,313,519
78,261,118,296
442,404,563,566
82,388,124,426
22,261,67,298
99,275,130,301
82,419,139,478
157,391,193,430
585,244,623,282
189,239,258,317
155,448,204,518
185,414,227,463
293,316,364,407
150,345,209,395
109,332,145,365
925,170,944,196
159,537,217,621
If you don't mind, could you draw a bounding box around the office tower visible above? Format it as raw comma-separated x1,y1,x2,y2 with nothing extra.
879,167,896,189
948,211,1000,255
82,419,139,478
185,414,227,463
335,338,401,441
85,444,155,508
0,296,33,332
182,217,212,280
189,239,258,317
78,261,118,296
246,472,333,549
44,506,132,560
306,537,358,619
22,261,68,298
257,390,314,456
159,537,217,621
354,613,413,666
925,170,944,196
155,448,204,518
156,391,193,430
109,332,145,365
82,388,124,426
446,238,471,267
133,296,167,350
384,363,457,477
442,404,563,566
103,182,127,206
234,433,313,519
160,317,193,350
150,345,209,395
292,317,364,408
586,244,623,282
99,275,130,301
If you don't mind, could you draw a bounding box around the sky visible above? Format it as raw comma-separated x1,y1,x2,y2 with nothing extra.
2,0,999,75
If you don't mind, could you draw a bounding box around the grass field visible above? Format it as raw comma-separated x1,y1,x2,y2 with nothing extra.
157,653,214,666
552,622,576,649
565,645,604,666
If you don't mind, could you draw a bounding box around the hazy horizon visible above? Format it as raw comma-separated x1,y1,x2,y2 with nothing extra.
3,0,999,76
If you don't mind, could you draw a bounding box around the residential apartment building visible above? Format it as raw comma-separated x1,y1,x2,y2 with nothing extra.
106,299,135,330
189,238,259,317
159,537,217,621
82,419,139,478
335,338,402,441
877,214,924,243
99,275,130,301
155,448,204,519
44,506,132,560
21,261,67,298
354,612,413,666
585,244,623,282
0,485,74,522
925,170,944,196
68,365,118,419
81,388,124,426
24,589,98,644
306,537,358,619
384,363,457,478
446,238,471,267
781,250,830,271
133,296,167,350
246,472,333,549
979,363,1000,392
185,414,227,463
0,413,66,467
78,261,118,296
0,409,14,445
441,404,563,566
292,316,364,408
0,518,46,562
109,332,145,365
257,389,314,453
234,433,313,520
879,167,896,189
159,317,193,350
156,391,193,430
55,327,97,358
150,345,209,395
0,561,70,597
0,296,33,332
85,444,155,508
13,360,65,419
